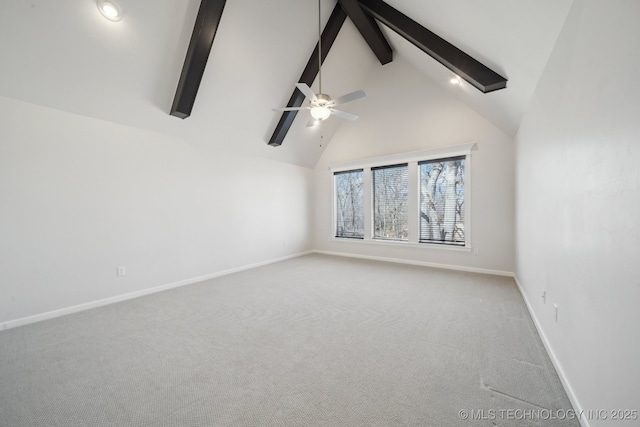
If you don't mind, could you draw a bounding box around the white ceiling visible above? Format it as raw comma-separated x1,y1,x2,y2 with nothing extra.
0,0,573,167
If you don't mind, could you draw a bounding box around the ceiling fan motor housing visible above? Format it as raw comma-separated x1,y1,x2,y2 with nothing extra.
312,93,332,107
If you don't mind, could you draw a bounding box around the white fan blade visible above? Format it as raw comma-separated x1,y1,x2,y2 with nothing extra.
331,90,366,106
295,83,318,102
272,107,310,112
305,116,319,127
330,108,359,121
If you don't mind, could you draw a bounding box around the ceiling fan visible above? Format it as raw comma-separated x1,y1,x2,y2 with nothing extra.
273,0,366,127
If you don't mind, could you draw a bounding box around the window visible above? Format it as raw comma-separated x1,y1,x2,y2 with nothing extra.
330,143,475,249
372,164,408,241
419,156,465,245
334,169,364,238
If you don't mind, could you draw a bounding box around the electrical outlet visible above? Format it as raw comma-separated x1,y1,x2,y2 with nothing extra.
554,304,558,322
117,266,126,277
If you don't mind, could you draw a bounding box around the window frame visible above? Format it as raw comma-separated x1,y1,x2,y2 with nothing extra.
333,168,365,239
330,143,476,251
372,163,409,242
418,155,466,246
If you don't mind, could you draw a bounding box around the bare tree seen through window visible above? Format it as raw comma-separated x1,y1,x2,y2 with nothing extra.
419,157,465,245
335,170,364,238
373,164,409,240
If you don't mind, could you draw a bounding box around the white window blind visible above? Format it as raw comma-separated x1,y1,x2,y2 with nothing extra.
334,169,364,238
372,164,409,241
419,156,465,245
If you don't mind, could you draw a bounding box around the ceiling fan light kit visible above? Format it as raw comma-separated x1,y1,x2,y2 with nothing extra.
310,105,331,121
310,94,332,121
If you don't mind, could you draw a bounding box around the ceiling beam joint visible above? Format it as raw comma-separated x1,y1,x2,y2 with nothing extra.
337,0,392,65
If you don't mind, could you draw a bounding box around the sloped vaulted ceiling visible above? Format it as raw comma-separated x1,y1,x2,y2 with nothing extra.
265,0,509,147
0,0,573,167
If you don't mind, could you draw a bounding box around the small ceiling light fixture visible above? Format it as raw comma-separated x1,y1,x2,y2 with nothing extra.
450,76,462,85
310,94,332,121
310,106,331,121
98,1,122,21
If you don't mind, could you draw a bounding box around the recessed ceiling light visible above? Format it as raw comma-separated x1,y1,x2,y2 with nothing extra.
98,1,122,21
450,76,462,85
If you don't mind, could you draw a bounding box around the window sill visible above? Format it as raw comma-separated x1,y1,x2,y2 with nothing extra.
331,237,472,253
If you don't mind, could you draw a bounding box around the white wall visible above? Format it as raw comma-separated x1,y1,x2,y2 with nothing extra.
312,58,515,274
0,96,313,326
514,1,640,424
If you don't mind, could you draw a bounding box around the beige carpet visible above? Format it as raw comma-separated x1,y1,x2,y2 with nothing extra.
0,254,578,426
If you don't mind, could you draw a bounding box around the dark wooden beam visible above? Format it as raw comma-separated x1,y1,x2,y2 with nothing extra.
170,0,227,119
268,3,348,147
337,0,392,65
358,0,507,93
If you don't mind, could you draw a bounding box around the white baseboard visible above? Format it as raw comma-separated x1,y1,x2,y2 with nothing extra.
512,274,589,427
0,251,313,331
312,249,514,277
